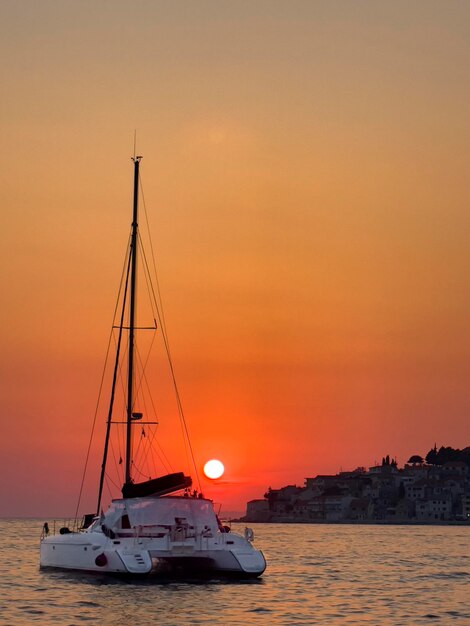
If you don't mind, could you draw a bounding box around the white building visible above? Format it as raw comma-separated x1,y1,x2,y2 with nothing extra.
415,497,452,521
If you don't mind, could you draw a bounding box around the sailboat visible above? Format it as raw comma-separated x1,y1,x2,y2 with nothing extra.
40,157,266,577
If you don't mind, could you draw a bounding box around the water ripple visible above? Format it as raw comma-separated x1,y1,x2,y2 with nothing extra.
1,520,469,625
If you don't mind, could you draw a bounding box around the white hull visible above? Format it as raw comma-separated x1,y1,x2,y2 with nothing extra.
40,532,265,577
40,497,265,578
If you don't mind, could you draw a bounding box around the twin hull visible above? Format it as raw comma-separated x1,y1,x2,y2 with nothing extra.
40,531,265,577
40,497,265,578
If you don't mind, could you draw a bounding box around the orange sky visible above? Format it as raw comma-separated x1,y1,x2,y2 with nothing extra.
1,1,469,517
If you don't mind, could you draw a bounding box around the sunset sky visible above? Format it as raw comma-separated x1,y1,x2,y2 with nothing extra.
1,1,469,517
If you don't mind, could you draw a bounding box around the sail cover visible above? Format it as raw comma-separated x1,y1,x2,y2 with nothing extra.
121,472,191,498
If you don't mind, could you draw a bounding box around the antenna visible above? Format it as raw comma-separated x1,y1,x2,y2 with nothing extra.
131,131,142,164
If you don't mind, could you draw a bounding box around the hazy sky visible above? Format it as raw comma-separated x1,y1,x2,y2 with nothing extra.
1,1,469,516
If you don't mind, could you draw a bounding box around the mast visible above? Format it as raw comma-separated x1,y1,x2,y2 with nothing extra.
96,250,131,515
125,156,142,485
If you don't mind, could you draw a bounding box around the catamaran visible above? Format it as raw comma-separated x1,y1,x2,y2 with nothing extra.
40,157,266,577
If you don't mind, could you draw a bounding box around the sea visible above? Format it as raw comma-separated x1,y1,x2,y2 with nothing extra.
0,519,468,625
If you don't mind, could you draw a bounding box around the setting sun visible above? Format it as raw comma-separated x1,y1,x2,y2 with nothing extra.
203,459,225,480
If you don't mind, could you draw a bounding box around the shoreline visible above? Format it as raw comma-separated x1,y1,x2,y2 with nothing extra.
235,518,470,526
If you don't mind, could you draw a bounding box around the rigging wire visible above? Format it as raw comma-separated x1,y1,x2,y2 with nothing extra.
130,323,176,478
109,331,126,487
137,228,193,482
96,234,133,514
132,297,158,417
74,234,132,521
77,166,203,518
146,425,171,475
137,189,202,492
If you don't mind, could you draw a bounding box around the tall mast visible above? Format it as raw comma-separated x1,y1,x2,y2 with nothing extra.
125,156,142,484
96,251,131,514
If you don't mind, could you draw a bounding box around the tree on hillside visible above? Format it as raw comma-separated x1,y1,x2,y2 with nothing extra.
408,455,424,465
425,444,438,465
425,445,470,467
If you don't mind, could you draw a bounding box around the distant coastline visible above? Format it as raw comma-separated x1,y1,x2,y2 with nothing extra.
236,518,470,526
241,445,470,525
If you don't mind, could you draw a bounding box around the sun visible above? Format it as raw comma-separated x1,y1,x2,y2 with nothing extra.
203,459,225,480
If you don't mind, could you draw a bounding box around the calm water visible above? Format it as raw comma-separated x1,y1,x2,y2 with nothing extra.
0,519,468,625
